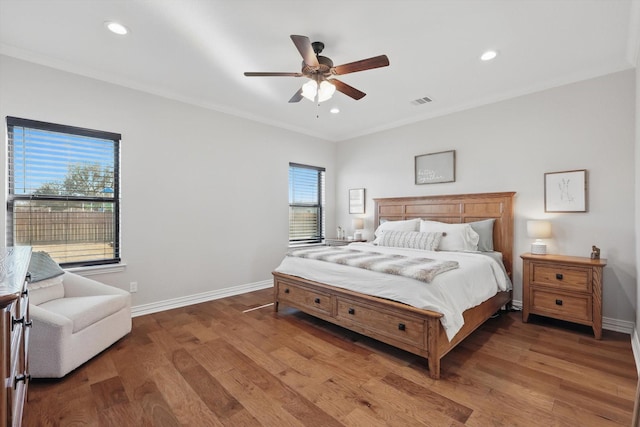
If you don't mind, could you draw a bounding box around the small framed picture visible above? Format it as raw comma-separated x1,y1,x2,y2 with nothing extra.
415,150,455,184
349,188,365,214
544,169,587,212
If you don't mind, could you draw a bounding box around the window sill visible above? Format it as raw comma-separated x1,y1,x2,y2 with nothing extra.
288,242,325,249
65,262,127,277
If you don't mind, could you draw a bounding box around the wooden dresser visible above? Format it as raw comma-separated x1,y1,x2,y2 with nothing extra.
521,252,607,339
1,247,32,427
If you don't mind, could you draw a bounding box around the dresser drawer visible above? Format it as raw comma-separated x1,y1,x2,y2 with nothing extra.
530,288,592,322
335,298,425,347
277,283,333,316
531,263,591,293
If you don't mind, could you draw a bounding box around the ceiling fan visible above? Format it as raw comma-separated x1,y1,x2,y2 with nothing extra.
244,35,390,103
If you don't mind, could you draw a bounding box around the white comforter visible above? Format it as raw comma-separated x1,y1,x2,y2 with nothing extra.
274,242,512,341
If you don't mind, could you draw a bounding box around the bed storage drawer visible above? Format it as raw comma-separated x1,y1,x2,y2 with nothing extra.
335,298,425,347
276,283,333,316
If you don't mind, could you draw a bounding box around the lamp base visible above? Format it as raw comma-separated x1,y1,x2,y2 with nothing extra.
531,242,547,255
354,231,363,240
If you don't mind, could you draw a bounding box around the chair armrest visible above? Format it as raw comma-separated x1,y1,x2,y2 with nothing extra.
29,304,73,334
61,272,130,298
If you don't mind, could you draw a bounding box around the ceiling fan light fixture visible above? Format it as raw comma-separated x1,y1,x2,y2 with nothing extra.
317,80,336,103
301,79,318,101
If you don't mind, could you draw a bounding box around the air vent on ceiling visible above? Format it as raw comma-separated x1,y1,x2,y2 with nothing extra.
411,96,433,106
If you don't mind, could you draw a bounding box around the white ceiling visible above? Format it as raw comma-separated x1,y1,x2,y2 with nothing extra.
1,0,638,142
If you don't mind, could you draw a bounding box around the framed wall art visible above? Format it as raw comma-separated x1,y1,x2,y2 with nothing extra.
415,150,455,185
544,169,587,212
349,188,365,214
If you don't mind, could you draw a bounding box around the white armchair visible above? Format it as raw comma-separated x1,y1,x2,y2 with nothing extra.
28,271,131,378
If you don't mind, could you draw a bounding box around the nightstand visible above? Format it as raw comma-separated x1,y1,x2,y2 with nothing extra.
521,253,607,339
325,238,366,246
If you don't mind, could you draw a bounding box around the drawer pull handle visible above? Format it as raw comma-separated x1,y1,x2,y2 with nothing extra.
556,273,563,280
14,373,30,389
11,316,26,331
398,323,406,331
284,288,290,294
314,298,320,304
555,299,563,306
348,308,355,315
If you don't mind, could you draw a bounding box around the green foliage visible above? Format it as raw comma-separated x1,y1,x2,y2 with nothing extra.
36,163,114,197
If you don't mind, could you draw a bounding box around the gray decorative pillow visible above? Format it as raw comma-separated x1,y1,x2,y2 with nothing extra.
469,219,495,251
28,251,64,283
379,230,443,251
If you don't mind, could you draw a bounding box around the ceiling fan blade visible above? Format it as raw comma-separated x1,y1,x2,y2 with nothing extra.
244,72,303,77
290,35,319,68
289,88,304,103
330,79,366,100
332,55,390,75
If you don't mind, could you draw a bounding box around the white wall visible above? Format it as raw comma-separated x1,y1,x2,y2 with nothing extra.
0,55,336,308
336,70,636,326
635,40,640,353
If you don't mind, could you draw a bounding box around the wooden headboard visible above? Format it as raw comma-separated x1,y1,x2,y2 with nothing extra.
374,192,516,275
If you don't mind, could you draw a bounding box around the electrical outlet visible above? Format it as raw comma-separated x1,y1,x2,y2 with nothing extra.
130,281,138,293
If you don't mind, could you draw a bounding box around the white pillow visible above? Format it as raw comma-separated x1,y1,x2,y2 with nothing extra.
373,218,420,244
379,231,443,251
28,274,65,305
419,220,479,251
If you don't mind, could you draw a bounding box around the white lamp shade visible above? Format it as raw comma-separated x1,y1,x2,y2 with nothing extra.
301,80,317,101
317,80,336,102
527,220,551,254
352,218,364,230
527,220,551,238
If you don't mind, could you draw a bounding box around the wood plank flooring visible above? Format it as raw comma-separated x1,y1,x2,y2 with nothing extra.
23,289,637,426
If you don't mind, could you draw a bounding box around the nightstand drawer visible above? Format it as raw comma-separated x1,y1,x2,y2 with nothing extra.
531,263,591,293
530,288,592,322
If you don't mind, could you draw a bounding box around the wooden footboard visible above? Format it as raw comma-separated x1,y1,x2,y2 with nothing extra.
273,271,512,379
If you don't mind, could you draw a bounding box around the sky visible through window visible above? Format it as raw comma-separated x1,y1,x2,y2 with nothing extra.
12,127,115,196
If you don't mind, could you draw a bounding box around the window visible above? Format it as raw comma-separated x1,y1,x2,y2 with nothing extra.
289,163,325,245
6,117,121,267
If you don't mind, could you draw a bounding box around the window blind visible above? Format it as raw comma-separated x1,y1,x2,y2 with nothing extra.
289,163,325,244
6,116,121,267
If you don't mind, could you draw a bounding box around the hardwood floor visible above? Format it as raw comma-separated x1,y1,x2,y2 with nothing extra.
24,288,637,426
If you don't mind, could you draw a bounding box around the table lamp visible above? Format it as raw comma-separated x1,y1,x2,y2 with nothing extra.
527,220,551,255
352,218,364,240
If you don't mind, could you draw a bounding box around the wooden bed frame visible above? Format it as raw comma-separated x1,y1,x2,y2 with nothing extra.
273,191,515,379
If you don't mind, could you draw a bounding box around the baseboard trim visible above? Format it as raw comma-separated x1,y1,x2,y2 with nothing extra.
131,279,273,317
511,299,632,334
632,328,640,374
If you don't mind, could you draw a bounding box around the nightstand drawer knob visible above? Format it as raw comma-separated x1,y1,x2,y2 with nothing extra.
314,298,320,304
398,323,406,331
348,308,355,315
284,288,290,294
556,273,563,280
555,299,563,306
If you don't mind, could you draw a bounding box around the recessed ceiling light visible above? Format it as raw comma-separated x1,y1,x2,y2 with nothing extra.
480,50,497,61
105,21,129,36
330,107,340,114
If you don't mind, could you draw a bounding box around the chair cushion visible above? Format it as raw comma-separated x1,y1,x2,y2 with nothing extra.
29,275,65,306
38,294,129,333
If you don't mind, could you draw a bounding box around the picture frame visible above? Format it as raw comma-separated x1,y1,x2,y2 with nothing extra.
544,169,587,212
415,150,455,185
349,188,365,214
